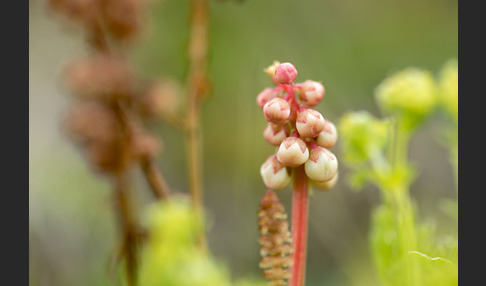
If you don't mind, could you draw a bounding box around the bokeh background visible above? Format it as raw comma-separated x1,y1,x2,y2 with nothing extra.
29,0,458,285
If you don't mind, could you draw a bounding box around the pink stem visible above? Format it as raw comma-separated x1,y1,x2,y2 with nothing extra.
290,165,309,286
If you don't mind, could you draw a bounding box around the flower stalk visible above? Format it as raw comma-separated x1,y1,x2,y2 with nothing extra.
289,165,309,286
257,62,339,285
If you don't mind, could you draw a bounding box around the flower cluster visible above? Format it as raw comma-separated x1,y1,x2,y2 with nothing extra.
258,62,338,191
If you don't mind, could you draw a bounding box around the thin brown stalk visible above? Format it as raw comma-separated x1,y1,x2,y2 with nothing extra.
111,97,171,201
139,156,170,200
113,172,139,286
185,0,210,252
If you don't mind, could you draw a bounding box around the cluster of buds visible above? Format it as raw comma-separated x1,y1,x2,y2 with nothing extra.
258,62,339,190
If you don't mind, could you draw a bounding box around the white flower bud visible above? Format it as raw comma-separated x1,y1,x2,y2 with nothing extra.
296,109,325,138
260,155,291,190
304,146,338,182
316,120,338,149
298,80,325,107
312,172,338,191
276,137,309,167
263,98,291,125
257,88,277,109
263,123,290,146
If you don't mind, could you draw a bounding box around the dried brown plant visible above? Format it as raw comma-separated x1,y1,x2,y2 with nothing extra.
48,0,178,285
258,190,293,286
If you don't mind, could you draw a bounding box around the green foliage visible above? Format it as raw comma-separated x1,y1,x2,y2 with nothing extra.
340,60,458,286
339,111,390,166
139,199,232,286
436,59,458,187
437,59,458,123
375,68,437,131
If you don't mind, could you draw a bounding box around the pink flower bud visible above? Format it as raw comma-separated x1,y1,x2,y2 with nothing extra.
298,80,325,107
257,88,277,108
312,172,338,191
263,123,290,146
273,62,297,85
260,155,291,190
316,120,338,149
263,98,291,125
296,109,325,138
304,146,338,182
277,137,309,167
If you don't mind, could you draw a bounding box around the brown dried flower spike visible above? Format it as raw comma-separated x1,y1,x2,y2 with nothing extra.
258,189,293,286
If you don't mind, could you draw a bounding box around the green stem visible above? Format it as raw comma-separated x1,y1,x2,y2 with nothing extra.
386,116,419,286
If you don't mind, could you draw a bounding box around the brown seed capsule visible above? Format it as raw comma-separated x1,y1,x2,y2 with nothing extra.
131,131,161,159
63,101,118,143
138,79,181,120
63,55,134,99
258,190,293,286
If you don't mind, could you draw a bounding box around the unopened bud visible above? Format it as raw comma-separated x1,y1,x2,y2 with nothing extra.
257,88,277,108
296,109,325,138
263,123,290,146
298,80,325,107
304,146,338,182
260,155,291,190
273,63,297,85
264,61,281,77
316,120,338,149
312,172,338,191
277,137,309,167
263,98,291,125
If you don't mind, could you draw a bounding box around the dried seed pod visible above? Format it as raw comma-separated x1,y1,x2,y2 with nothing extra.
63,55,134,99
63,101,118,143
258,190,293,286
138,79,181,120
131,131,161,159
102,0,144,42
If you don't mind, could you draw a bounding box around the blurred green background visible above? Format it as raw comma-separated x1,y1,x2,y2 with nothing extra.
29,0,457,285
